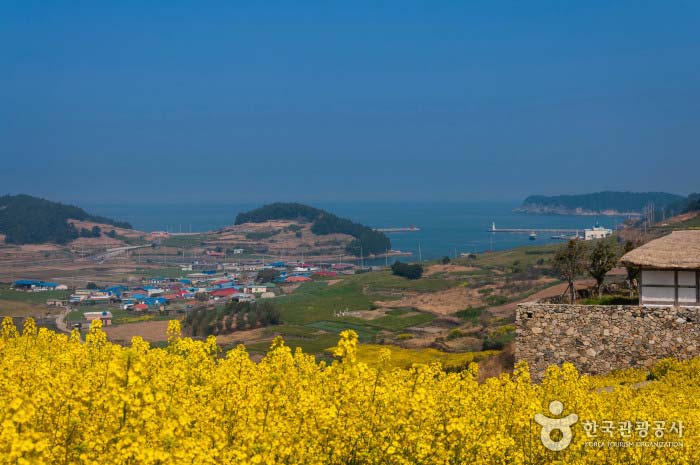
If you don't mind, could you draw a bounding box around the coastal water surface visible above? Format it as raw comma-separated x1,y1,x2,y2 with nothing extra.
83,201,629,262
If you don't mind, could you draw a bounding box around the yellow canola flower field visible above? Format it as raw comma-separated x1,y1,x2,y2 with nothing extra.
1,317,699,465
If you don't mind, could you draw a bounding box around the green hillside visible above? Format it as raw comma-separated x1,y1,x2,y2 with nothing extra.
234,202,390,256
0,194,132,245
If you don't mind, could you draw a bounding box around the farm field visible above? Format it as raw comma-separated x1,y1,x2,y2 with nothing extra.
219,244,564,369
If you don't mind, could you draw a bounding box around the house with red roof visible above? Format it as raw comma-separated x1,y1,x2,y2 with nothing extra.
210,288,239,299
285,276,312,283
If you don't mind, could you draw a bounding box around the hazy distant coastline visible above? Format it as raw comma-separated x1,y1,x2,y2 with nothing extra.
513,204,641,217
515,191,685,217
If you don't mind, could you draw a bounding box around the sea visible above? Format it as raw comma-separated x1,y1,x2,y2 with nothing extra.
83,201,629,263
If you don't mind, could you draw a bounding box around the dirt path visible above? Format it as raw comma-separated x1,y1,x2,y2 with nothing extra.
488,279,595,318
55,307,72,333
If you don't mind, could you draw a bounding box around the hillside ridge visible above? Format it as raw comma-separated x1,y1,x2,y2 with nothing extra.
516,191,685,216
0,194,132,245
234,202,390,256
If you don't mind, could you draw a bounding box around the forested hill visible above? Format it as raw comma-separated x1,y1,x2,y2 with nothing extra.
0,194,132,245
234,203,390,256
517,191,685,215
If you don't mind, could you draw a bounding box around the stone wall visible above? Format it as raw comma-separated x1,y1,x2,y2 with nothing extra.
515,303,700,380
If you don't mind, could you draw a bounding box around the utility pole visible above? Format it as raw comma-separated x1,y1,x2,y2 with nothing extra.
418,243,422,263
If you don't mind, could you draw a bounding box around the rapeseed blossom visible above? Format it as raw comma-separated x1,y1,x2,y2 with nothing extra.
0,319,698,464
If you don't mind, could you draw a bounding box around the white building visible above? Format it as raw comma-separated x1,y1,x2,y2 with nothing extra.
621,230,700,308
583,225,612,240
244,284,271,294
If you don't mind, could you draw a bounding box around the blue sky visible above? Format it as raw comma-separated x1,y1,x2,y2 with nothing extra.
1,1,698,204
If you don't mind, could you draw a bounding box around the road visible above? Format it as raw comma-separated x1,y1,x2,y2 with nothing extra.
54,306,73,333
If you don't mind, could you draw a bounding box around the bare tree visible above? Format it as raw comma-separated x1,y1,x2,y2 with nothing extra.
553,239,588,303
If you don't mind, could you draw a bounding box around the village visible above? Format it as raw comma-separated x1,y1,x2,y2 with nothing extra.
7,256,360,329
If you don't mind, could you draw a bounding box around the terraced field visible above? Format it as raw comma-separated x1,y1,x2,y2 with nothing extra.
235,246,562,365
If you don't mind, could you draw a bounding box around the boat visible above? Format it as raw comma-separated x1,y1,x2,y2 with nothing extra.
529,232,537,240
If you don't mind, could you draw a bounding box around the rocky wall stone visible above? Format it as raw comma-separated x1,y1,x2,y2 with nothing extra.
515,303,700,380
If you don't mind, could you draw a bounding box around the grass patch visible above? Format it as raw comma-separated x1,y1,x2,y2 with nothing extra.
116,235,148,246
245,230,279,241
262,324,320,338
276,281,374,325
345,312,435,332
384,308,412,316
305,321,379,342
455,307,484,322
246,333,340,355
160,234,214,248
0,287,70,304
463,243,559,268
484,295,509,306
348,271,457,292
66,310,84,322
276,271,458,328
0,300,60,318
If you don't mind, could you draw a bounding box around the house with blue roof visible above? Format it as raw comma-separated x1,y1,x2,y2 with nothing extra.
12,280,67,292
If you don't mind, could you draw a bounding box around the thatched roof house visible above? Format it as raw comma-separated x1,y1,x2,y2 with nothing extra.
621,230,700,307
621,230,700,270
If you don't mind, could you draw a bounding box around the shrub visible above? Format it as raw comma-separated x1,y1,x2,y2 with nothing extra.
391,261,424,280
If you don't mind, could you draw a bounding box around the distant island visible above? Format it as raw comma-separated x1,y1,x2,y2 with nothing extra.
515,191,686,216
235,202,390,256
0,194,132,245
